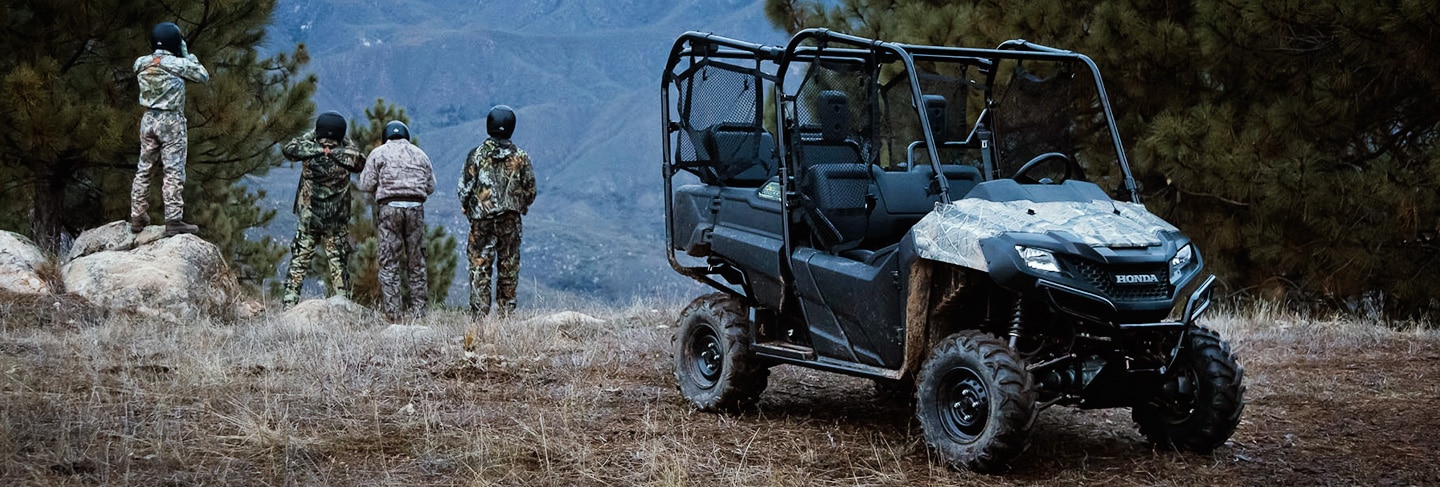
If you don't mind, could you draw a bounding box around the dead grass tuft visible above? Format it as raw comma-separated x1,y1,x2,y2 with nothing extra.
0,291,102,330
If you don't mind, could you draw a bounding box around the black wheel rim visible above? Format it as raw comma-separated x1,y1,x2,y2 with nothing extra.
689,326,723,388
938,366,990,442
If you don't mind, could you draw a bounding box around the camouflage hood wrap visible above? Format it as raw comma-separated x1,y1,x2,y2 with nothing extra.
912,198,1178,270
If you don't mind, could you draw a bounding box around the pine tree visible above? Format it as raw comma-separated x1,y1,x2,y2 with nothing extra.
767,0,1440,315
341,99,460,307
0,0,314,289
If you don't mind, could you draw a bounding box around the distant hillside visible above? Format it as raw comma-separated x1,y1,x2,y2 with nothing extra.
255,0,786,305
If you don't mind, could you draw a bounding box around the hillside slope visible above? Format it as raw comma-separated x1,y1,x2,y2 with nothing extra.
255,0,786,305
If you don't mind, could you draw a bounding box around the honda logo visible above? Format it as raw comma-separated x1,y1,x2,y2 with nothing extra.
1115,273,1161,285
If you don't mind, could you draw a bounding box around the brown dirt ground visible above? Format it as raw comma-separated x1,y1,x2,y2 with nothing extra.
1,305,1438,486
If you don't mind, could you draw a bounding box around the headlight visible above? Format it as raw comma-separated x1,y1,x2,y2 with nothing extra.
1016,246,1060,273
1170,244,1193,284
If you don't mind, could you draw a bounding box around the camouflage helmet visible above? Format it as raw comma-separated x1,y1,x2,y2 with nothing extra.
487,105,516,139
150,22,184,56
385,120,410,140
315,111,347,141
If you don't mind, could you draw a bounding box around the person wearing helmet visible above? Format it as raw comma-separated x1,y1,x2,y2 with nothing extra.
458,105,536,317
129,22,210,236
279,111,367,308
358,120,436,320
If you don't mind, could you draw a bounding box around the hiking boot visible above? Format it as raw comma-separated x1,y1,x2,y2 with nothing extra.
164,221,199,236
129,214,149,233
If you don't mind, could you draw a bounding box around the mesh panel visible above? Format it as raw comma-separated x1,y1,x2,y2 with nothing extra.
672,62,764,182
993,62,1077,178
677,64,759,129
793,61,875,162
876,70,975,170
878,74,918,169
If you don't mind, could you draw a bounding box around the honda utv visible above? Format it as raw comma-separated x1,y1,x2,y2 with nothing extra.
660,29,1243,472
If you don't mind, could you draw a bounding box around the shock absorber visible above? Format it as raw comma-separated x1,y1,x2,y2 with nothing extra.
1008,296,1025,349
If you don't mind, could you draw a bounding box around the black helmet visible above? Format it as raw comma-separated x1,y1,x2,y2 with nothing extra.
150,22,183,56
315,111,346,141
385,120,410,140
487,105,516,139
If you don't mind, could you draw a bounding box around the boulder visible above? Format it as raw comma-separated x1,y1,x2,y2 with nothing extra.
279,296,369,332
62,232,237,322
0,230,55,295
65,221,167,263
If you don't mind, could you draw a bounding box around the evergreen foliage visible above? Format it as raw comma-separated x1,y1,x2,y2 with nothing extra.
766,0,1440,315
343,99,460,307
0,0,315,290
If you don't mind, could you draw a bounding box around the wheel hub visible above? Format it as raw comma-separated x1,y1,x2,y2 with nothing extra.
1153,369,1198,423
690,328,723,387
939,368,990,441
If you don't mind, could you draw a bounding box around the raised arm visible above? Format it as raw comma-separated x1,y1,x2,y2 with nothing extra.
336,138,366,173
165,45,210,84
281,132,323,162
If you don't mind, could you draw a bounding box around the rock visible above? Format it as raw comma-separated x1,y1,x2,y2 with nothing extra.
0,230,56,295
234,300,266,320
280,296,368,331
525,311,605,327
64,221,166,263
61,233,237,322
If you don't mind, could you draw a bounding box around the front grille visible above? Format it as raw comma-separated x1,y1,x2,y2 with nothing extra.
1061,257,1172,301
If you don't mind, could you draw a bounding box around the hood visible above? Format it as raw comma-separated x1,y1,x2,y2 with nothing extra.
912,198,1178,270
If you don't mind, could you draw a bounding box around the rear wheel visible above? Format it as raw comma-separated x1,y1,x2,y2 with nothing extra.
1133,326,1245,452
916,330,1036,472
673,293,769,412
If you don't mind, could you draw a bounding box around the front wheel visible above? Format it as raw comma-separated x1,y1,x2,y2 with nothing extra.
916,330,1037,473
672,293,769,412
1133,326,1245,452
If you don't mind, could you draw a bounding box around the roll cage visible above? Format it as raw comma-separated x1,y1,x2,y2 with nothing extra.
662,28,1142,294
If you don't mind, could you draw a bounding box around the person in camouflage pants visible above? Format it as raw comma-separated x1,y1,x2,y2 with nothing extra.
458,106,536,316
131,22,209,236
280,112,366,308
358,121,436,320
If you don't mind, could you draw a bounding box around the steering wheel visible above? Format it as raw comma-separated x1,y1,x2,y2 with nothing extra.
1012,152,1085,184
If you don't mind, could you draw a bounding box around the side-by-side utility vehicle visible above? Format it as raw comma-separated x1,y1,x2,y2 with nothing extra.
661,29,1243,472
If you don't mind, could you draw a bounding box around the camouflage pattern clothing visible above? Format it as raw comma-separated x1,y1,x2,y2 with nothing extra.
466,212,522,315
377,204,428,318
130,49,208,224
280,131,366,306
134,49,209,112
283,230,351,307
284,131,366,233
458,138,536,315
459,138,537,219
361,138,436,318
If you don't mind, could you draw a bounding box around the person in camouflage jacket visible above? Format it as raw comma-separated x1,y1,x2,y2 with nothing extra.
458,105,536,316
280,112,366,308
130,22,209,236
358,121,436,320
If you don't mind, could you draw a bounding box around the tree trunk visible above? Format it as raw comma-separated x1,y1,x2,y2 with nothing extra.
29,165,65,255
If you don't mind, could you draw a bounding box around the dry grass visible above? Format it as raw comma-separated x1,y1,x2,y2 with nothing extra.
1,298,1438,486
